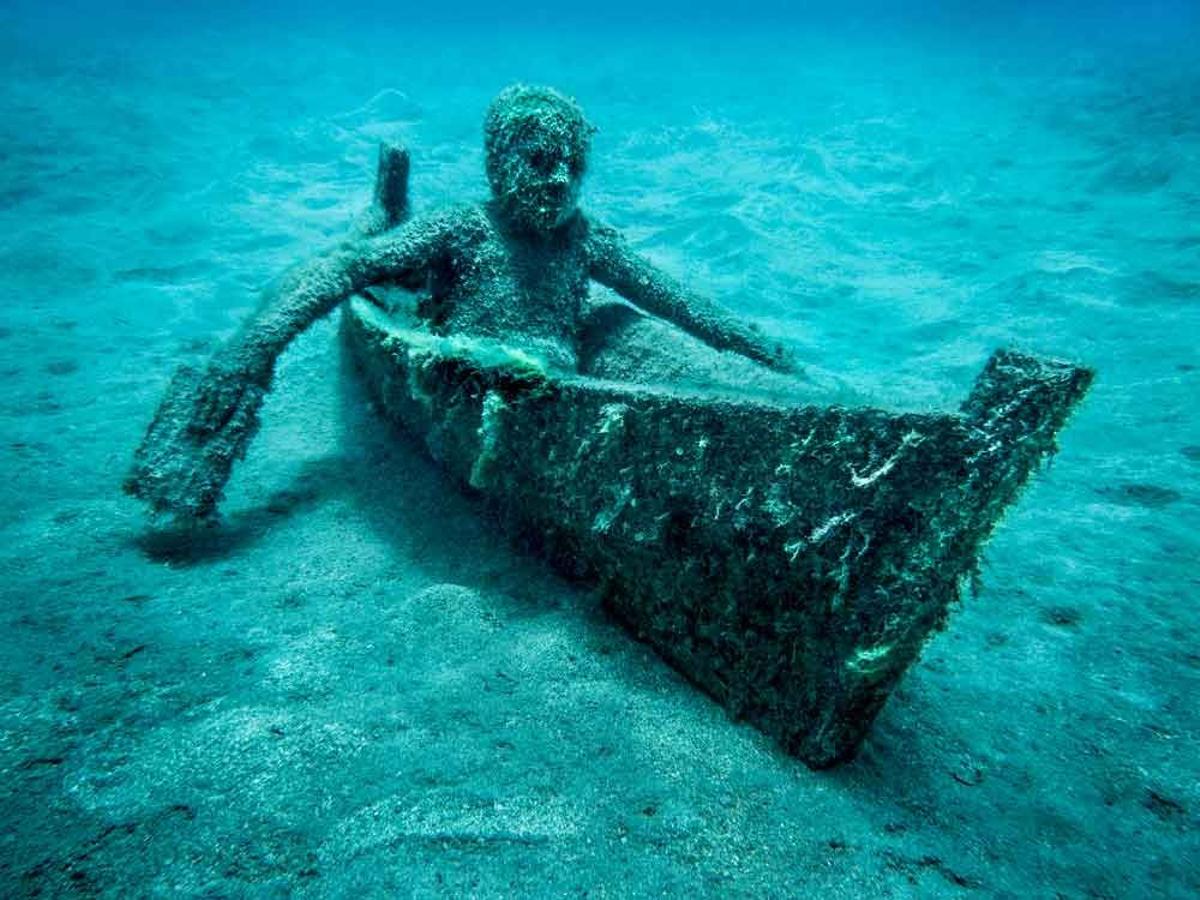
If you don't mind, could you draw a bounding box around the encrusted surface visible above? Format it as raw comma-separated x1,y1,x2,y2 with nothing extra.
343,299,1092,766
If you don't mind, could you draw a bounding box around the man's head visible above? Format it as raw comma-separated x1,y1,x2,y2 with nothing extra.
484,85,594,234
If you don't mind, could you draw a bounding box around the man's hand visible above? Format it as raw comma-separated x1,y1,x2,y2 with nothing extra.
731,322,802,376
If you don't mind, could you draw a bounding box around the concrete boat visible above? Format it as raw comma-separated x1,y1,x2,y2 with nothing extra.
341,295,1092,767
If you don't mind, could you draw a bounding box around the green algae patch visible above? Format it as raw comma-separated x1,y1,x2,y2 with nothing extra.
469,391,509,490
380,325,552,383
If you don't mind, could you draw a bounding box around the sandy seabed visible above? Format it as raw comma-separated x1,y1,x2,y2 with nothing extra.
0,15,1197,897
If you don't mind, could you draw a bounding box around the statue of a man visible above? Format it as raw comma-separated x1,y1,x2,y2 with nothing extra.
127,85,795,520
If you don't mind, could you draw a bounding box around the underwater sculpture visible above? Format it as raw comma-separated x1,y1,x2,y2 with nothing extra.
128,85,1093,767
127,86,796,521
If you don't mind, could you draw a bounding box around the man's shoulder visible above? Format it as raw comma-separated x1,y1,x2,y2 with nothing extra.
576,211,622,245
401,202,491,246
422,201,489,228
578,213,633,266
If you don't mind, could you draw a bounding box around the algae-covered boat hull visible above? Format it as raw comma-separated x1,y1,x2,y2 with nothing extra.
342,297,1091,767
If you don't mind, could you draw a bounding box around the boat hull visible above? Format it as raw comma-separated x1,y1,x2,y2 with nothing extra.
342,297,1091,767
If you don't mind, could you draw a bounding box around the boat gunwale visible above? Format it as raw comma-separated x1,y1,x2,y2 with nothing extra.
347,296,976,432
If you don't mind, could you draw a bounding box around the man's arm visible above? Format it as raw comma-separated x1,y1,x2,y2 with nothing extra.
241,140,420,380
585,218,794,372
208,215,449,400
125,214,449,521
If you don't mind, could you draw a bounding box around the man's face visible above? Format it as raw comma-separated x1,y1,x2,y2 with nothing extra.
493,130,586,234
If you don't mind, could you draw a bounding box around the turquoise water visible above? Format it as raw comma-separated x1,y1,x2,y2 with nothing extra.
1,7,1197,896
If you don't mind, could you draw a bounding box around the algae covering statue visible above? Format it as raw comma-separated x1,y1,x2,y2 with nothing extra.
126,85,796,520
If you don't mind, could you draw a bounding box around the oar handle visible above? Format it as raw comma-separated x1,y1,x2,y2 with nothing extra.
373,141,411,228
